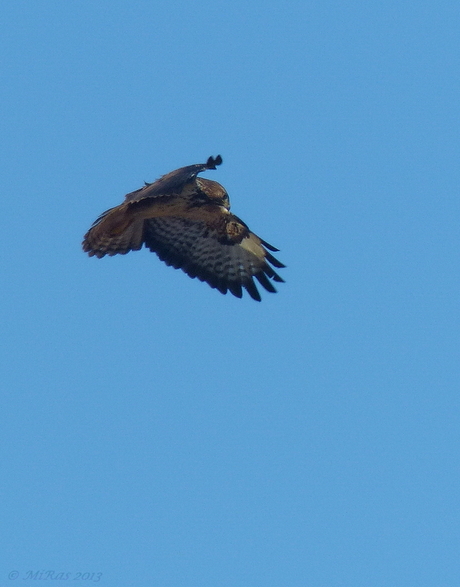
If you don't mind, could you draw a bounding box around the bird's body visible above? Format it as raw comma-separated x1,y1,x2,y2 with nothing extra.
82,156,284,301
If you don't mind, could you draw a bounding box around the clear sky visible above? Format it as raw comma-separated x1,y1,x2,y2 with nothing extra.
1,1,459,585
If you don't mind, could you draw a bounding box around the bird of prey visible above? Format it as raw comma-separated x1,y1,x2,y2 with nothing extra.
82,156,285,301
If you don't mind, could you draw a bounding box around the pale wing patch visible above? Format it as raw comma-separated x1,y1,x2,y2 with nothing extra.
239,233,266,257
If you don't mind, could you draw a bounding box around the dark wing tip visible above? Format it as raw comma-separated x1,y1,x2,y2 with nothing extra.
260,238,280,252
264,249,286,269
206,155,223,169
244,279,262,302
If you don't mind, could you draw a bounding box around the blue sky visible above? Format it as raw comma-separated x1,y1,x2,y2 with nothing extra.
1,1,459,585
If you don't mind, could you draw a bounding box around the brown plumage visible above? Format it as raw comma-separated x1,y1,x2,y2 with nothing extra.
82,156,285,301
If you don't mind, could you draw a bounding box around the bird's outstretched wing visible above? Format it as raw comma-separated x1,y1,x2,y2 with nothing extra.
143,215,284,301
124,155,223,203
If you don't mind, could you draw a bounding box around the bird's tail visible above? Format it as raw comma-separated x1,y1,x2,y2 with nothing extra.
82,205,144,257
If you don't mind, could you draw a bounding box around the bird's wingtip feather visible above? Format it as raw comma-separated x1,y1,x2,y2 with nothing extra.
206,155,223,169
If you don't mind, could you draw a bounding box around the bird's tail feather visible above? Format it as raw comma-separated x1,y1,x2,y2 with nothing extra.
82,206,144,257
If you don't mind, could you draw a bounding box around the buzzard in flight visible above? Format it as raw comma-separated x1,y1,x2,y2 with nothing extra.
82,156,285,301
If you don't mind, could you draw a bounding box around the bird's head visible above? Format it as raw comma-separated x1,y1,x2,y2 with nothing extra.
196,178,230,209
